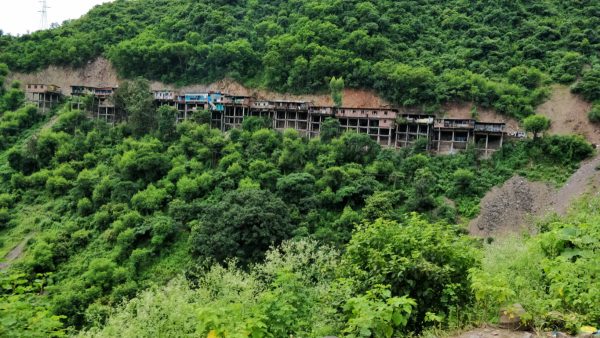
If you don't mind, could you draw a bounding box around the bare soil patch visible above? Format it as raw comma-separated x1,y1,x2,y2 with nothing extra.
8,57,389,108
8,58,119,91
547,154,600,215
168,79,390,107
469,176,554,237
443,102,521,133
470,154,600,237
537,85,600,145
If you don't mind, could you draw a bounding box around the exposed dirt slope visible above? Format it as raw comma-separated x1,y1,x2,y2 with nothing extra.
8,58,389,108
470,154,600,237
469,176,554,237
443,102,521,133
8,58,119,91
547,154,600,215
444,85,600,146
537,85,600,145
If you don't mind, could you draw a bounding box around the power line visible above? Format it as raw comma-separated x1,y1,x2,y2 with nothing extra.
39,0,50,30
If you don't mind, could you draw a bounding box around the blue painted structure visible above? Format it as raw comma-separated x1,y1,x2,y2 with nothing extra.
184,92,224,111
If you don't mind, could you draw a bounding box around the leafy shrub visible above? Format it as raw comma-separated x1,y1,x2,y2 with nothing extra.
53,108,91,133
320,118,342,142
333,132,380,165
373,61,437,106
45,176,71,196
176,173,214,201
81,240,342,338
362,190,404,221
523,114,551,139
149,215,176,247
471,196,600,332
30,241,56,272
0,193,14,209
0,272,65,337
129,248,154,271
341,216,479,331
117,137,171,182
189,189,293,264
455,197,481,219
131,184,169,214
343,285,416,337
507,66,546,89
83,258,128,291
572,66,600,101
552,52,584,83
241,116,272,132
71,229,91,248
588,102,600,123
77,198,93,216
0,208,10,228
276,172,316,204
451,168,476,196
540,135,594,163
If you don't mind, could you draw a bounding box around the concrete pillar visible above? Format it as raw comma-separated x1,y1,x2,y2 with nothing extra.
426,124,431,151
221,109,225,132
466,131,470,150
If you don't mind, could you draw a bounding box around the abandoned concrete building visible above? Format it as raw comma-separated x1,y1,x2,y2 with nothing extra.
70,85,118,123
25,84,62,114
26,84,511,156
151,90,508,156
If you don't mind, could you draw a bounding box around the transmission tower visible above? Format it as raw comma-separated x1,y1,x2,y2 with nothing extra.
39,0,50,30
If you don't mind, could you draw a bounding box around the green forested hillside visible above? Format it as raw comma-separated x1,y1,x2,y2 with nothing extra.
0,73,596,336
1,0,600,116
2,0,600,336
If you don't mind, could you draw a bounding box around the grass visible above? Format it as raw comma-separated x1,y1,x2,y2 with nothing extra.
0,114,58,261
138,231,193,286
0,202,48,258
518,162,579,187
0,114,53,178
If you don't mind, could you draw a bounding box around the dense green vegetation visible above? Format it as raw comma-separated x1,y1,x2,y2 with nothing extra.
1,0,600,335
94,192,600,337
522,114,551,140
571,66,600,123
1,0,599,116
0,74,595,336
471,195,600,333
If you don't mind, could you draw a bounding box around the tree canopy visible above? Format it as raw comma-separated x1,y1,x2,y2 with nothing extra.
523,114,551,139
1,1,599,117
